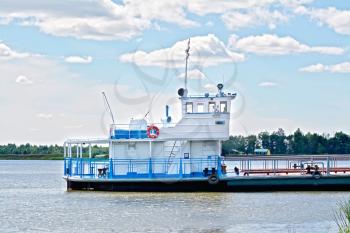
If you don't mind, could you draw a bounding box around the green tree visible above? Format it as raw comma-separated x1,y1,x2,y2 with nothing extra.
245,135,258,154
270,128,287,154
258,132,270,150
222,136,245,155
290,129,308,154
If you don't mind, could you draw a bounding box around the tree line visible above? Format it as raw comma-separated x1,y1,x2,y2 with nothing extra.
1,129,349,156
222,128,350,155
0,143,108,156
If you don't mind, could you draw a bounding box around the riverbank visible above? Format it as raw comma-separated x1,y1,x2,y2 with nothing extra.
0,154,63,160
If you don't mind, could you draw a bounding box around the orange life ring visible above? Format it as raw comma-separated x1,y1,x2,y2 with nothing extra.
147,125,160,139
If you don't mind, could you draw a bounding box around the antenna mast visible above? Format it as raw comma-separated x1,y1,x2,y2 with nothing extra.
185,38,190,90
102,92,115,124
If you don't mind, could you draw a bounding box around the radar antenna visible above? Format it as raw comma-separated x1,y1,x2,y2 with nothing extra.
184,38,190,90
102,91,115,124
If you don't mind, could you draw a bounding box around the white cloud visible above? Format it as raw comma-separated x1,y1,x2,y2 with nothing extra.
299,63,326,73
187,0,264,15
177,69,206,79
34,16,150,41
36,113,53,119
120,34,244,68
300,62,350,73
0,0,315,41
222,9,288,31
259,82,278,87
0,17,11,25
64,56,93,64
203,84,217,92
205,21,214,27
0,43,29,59
16,75,33,85
121,1,198,28
0,0,196,41
228,34,344,55
296,6,350,36
0,0,152,40
188,0,311,31
329,62,350,73
186,0,306,15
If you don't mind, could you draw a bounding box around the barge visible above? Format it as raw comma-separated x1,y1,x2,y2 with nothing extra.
63,90,350,192
64,153,350,192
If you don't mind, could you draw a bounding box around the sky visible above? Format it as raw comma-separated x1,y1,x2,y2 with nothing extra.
0,0,350,144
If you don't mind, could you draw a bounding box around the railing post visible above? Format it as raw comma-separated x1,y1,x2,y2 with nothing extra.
80,144,83,158
68,144,72,158
64,158,67,175
217,156,222,178
63,143,66,158
75,158,78,176
109,158,113,179
79,158,82,178
69,158,72,177
327,156,330,176
179,158,183,178
148,158,153,178
89,159,92,176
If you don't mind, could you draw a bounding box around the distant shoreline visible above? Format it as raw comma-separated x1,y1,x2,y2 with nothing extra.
0,154,63,160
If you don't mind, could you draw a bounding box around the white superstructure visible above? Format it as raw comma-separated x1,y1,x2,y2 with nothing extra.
109,85,236,163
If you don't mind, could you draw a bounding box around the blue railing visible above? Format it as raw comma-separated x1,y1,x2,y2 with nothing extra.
111,129,147,139
64,156,221,179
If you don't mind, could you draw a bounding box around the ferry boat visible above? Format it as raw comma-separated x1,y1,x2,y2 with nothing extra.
63,81,238,191
63,40,350,192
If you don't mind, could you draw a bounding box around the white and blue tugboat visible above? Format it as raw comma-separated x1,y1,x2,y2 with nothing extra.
64,80,237,191
63,40,350,192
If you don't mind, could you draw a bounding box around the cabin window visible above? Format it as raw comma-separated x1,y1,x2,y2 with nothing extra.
220,101,227,112
208,102,216,112
197,103,204,113
184,153,189,159
186,102,193,113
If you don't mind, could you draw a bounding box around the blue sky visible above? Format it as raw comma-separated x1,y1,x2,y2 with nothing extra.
0,0,349,144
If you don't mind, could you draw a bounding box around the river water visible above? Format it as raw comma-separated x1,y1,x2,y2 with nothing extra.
0,160,349,233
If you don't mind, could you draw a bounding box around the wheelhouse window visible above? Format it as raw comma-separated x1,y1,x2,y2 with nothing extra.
220,101,227,112
197,103,204,113
186,102,193,113
208,102,216,112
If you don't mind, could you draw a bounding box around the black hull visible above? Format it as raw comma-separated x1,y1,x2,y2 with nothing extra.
66,175,350,192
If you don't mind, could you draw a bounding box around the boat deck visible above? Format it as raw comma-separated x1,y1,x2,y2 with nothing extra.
238,167,350,175
64,154,350,191
64,156,221,180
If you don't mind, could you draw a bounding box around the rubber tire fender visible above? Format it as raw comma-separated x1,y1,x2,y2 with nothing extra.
208,174,219,185
312,173,321,179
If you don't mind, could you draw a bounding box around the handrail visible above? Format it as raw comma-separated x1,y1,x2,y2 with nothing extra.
65,138,109,143
63,156,220,178
110,123,223,128
224,154,350,160
64,155,350,179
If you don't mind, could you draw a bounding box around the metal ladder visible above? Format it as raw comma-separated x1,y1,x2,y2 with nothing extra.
165,141,180,172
